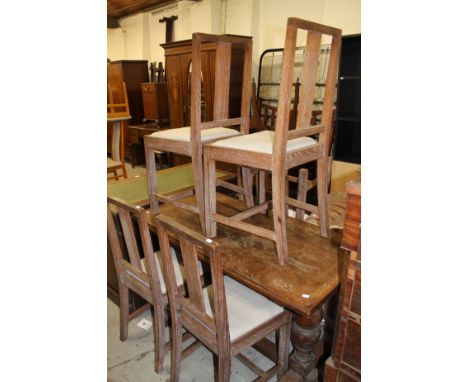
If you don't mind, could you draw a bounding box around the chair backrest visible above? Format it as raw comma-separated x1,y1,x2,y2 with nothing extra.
191,33,252,146
107,196,165,303
108,82,130,119
155,213,230,348
273,18,341,163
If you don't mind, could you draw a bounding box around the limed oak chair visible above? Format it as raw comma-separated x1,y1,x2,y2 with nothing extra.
144,33,254,234
107,196,202,373
204,18,342,265
154,214,292,382
108,82,130,181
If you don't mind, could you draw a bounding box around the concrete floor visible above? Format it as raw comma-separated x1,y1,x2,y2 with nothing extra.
107,299,279,382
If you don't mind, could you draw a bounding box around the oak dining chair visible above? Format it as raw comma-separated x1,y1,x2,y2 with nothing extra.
203,18,342,265
144,33,255,234
154,213,292,382
107,82,130,181
107,196,202,373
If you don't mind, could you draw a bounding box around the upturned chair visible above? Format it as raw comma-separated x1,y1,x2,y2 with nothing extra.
107,196,202,373
204,18,342,265
144,33,254,234
154,213,292,382
108,82,130,181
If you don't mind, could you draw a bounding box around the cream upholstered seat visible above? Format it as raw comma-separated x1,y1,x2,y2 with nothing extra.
149,126,241,143
210,130,317,154
107,157,122,168
140,247,204,294
203,276,284,341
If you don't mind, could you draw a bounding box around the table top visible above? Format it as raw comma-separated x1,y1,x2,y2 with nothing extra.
107,163,233,207
147,193,343,317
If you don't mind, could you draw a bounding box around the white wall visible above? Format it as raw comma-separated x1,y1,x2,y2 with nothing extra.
107,0,361,68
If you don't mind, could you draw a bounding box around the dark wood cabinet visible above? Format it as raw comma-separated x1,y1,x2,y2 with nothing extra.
107,60,149,159
161,37,251,129
333,35,361,164
141,82,169,123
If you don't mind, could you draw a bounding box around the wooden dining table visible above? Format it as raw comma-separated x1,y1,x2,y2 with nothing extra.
146,192,344,382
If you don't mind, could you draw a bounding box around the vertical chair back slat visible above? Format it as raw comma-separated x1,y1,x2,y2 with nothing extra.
107,204,124,276
179,238,206,312
213,41,232,120
117,207,143,270
240,42,252,134
295,31,322,130
319,34,341,152
272,24,297,160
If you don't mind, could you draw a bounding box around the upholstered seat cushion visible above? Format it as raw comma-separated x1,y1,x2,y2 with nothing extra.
107,157,122,168
208,130,317,154
149,127,241,142
203,276,284,341
141,247,203,294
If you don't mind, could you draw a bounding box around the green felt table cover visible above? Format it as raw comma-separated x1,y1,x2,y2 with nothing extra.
107,165,227,205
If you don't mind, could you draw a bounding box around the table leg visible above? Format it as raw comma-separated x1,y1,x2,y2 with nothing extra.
289,307,324,382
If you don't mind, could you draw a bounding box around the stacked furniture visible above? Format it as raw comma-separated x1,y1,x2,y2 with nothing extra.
324,180,361,381
203,18,342,265
107,82,131,181
107,18,359,382
144,34,254,234
107,60,149,159
126,82,171,167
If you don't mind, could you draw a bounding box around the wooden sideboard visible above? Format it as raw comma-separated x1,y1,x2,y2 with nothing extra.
324,181,361,381
107,60,149,159
161,37,251,129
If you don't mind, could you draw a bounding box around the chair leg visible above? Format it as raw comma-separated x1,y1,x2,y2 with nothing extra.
241,167,255,208
271,171,288,265
215,354,231,382
204,155,217,238
258,170,266,206
121,162,128,179
316,157,330,238
296,168,309,221
151,305,166,373
277,313,292,379
145,143,159,214
170,320,183,382
119,284,129,341
236,167,244,201
192,150,206,235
